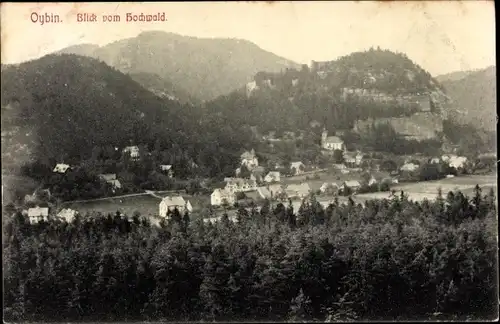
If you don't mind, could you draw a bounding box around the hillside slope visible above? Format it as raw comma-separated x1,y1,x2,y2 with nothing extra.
207,48,450,139
439,66,496,132
1,54,191,165
57,31,300,101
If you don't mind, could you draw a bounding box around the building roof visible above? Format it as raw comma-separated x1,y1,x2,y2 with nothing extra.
226,178,256,187
160,164,172,170
28,207,49,217
53,163,70,173
57,208,77,219
99,173,116,181
344,180,361,187
212,188,232,197
241,149,256,160
291,161,304,169
324,136,343,144
160,196,186,207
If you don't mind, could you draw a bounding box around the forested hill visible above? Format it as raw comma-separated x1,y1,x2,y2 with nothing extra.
438,66,496,132
206,48,450,134
57,31,300,101
1,54,255,174
129,72,201,106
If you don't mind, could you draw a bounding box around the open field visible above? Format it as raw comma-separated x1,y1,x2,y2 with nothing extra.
63,193,211,220
282,168,390,191
356,174,497,202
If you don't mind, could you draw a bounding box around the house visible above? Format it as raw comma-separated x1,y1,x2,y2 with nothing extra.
256,186,272,199
321,129,345,151
53,163,70,173
429,157,441,164
343,153,356,166
159,165,174,178
400,163,419,172
241,149,259,170
285,183,311,199
320,182,339,194
27,207,49,224
268,184,285,199
123,146,140,159
264,171,281,183
355,152,364,166
341,180,361,193
211,189,236,206
99,174,122,191
449,156,468,169
225,178,257,193
290,162,305,175
159,196,193,217
57,208,78,223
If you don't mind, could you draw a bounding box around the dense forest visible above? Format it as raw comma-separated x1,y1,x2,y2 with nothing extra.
3,187,498,322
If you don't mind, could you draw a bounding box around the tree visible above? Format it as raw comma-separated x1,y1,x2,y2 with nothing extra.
333,150,344,164
288,288,313,322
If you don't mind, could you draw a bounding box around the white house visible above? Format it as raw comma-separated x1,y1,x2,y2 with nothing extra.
53,163,70,173
344,153,356,166
400,163,419,172
27,207,49,224
320,182,339,194
211,189,236,206
57,208,78,223
225,178,258,193
290,162,305,175
159,165,174,178
123,146,140,159
241,149,259,170
285,183,311,199
321,129,344,151
449,156,468,169
342,180,361,193
159,196,193,217
429,157,441,164
355,152,364,166
264,171,281,183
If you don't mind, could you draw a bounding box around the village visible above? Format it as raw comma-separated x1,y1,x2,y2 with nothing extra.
21,126,495,226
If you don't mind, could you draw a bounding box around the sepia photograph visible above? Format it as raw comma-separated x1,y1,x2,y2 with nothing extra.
1,1,498,322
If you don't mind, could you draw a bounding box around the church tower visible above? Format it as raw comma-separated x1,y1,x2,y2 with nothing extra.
321,128,328,147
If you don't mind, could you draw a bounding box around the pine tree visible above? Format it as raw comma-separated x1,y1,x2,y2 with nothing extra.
288,288,313,322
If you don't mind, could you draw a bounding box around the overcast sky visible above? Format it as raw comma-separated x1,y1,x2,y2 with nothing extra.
1,1,495,76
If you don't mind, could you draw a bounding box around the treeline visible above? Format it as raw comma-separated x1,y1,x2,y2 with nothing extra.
3,187,497,322
345,122,443,156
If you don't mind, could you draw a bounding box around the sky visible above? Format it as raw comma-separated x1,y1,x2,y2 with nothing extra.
1,1,496,76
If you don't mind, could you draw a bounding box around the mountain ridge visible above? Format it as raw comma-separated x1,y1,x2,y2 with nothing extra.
55,31,300,101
